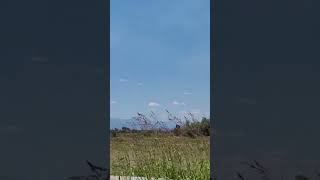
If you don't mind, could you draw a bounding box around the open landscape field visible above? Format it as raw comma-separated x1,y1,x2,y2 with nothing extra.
110,133,210,180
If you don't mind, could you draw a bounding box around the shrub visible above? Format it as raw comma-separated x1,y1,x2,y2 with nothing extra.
143,130,153,137
111,131,117,137
121,111,211,138
185,130,196,138
173,127,182,136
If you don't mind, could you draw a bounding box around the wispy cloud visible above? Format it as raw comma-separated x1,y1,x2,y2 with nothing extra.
148,102,161,107
110,0,210,119
178,110,188,117
172,101,179,105
205,112,210,118
172,100,186,106
190,109,201,114
177,109,209,120
111,100,117,104
119,78,128,82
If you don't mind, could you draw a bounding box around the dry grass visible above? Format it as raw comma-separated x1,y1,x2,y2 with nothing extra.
110,134,210,180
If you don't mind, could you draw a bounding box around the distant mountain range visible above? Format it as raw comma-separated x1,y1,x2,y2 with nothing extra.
110,118,177,129
110,118,133,129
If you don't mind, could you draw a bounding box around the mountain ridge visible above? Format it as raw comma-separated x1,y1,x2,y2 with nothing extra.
110,118,133,129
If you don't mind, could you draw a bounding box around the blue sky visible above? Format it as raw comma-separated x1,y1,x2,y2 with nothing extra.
110,0,210,120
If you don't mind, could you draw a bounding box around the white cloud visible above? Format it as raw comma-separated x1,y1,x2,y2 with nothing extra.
148,102,160,107
178,110,188,116
183,91,192,95
111,100,117,104
119,78,128,82
172,101,179,105
205,112,210,118
190,109,201,114
172,100,186,106
137,82,143,86
174,109,210,121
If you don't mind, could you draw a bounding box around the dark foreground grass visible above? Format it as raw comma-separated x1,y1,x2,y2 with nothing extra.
110,133,210,180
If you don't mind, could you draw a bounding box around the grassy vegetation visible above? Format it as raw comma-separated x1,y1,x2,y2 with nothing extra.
71,110,319,180
70,112,319,180
110,111,210,179
110,133,210,180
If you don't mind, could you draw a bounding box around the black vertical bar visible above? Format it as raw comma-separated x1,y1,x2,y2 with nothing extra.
105,0,111,176
210,0,216,179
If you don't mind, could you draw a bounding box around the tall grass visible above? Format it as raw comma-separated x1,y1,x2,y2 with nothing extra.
111,135,210,180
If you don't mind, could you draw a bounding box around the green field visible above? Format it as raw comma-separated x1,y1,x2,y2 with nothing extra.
110,133,210,180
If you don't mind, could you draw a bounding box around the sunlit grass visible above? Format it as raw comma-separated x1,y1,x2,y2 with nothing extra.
111,134,210,180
